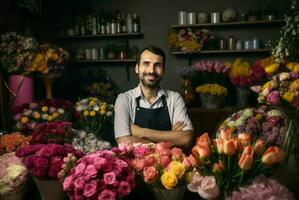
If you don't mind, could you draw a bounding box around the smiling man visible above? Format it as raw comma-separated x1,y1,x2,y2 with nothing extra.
114,45,193,148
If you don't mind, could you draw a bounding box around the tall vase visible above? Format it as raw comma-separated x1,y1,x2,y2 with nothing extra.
150,185,186,200
235,87,251,108
41,74,59,99
8,74,34,108
33,178,66,200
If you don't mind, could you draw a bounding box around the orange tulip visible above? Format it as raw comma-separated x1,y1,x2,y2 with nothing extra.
237,133,252,147
192,145,211,159
223,139,237,156
261,146,284,165
213,138,224,154
238,146,254,170
253,139,265,154
196,132,211,147
213,160,224,173
219,127,233,140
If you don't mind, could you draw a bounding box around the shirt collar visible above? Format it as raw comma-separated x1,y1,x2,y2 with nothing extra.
132,84,167,99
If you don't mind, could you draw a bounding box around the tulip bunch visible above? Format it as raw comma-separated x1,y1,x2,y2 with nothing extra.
187,130,284,199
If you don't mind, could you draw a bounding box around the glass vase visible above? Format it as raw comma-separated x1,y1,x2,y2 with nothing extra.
180,79,194,107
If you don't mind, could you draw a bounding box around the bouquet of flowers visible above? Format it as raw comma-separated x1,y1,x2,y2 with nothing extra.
63,149,136,200
195,83,228,96
75,97,114,139
16,143,84,179
119,142,194,191
0,152,28,195
219,105,287,147
12,99,73,132
0,32,38,74
84,81,118,104
227,175,294,200
30,121,75,145
168,28,215,53
187,132,284,199
0,132,32,155
72,129,111,153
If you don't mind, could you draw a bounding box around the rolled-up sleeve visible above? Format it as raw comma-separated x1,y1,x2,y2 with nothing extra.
114,94,132,139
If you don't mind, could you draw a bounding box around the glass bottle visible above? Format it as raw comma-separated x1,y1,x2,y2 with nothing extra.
181,79,194,106
126,13,133,33
132,13,140,33
121,13,127,33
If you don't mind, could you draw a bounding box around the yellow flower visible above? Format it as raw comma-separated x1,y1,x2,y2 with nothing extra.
83,110,89,116
41,106,48,112
160,171,178,190
185,171,195,183
47,115,54,121
289,79,299,90
265,63,279,74
89,100,96,106
168,161,185,179
90,110,96,117
262,81,272,91
286,62,297,70
52,112,59,118
255,113,263,121
294,65,299,72
33,112,41,119
283,91,295,103
195,84,227,96
20,117,29,124
100,109,106,115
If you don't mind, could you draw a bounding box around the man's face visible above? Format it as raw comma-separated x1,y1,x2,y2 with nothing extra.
135,50,165,89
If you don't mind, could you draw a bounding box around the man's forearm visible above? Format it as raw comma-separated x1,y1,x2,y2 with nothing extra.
136,128,193,148
116,135,152,145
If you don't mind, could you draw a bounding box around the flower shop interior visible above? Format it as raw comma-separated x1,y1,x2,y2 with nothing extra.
1,0,299,199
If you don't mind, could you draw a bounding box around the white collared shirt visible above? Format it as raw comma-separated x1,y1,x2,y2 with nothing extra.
114,85,193,139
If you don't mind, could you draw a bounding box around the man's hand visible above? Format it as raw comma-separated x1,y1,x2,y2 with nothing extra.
172,121,187,131
131,124,144,137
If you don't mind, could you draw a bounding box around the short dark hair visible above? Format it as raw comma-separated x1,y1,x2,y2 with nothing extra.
137,45,166,67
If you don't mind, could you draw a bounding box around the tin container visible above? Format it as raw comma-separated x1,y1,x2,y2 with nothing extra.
178,11,187,25
252,38,259,49
219,38,227,50
244,40,253,50
236,40,243,50
187,12,197,25
210,12,221,23
85,49,91,60
99,48,105,60
91,48,98,60
228,36,236,50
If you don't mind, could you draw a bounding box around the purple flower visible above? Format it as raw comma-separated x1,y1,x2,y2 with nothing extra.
267,91,280,105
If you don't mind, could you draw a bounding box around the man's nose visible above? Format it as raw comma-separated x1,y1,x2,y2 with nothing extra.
147,64,155,73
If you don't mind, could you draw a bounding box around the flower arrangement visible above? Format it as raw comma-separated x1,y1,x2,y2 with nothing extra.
219,105,287,147
0,32,38,74
0,152,28,195
195,83,228,96
227,175,294,200
187,132,284,199
63,149,136,200
72,129,111,153
0,132,32,155
12,99,73,132
75,97,114,139
119,142,194,190
16,143,85,179
177,66,195,80
271,0,299,63
168,28,215,53
83,81,118,104
30,121,74,145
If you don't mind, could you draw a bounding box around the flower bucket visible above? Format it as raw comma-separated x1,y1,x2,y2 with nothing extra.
150,185,186,200
33,178,66,200
236,87,250,108
8,74,34,108
200,93,225,109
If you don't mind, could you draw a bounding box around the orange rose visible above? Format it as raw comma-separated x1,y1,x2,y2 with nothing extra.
196,133,211,147
192,145,211,159
223,139,236,156
261,146,284,165
238,146,254,170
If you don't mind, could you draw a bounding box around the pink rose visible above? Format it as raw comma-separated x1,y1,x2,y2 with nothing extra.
103,172,116,185
187,172,220,199
75,163,86,177
133,145,150,158
160,155,171,168
132,158,145,171
143,166,158,183
84,164,98,179
83,180,97,198
144,155,157,167
267,116,280,127
172,147,184,161
267,91,280,105
49,156,63,178
155,142,171,152
183,157,191,168
74,177,85,190
93,157,107,170
115,159,128,169
117,181,131,197
63,175,74,191
98,190,115,200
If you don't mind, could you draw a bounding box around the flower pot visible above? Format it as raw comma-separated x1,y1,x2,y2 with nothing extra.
8,74,34,108
33,178,66,200
150,185,186,200
200,93,225,109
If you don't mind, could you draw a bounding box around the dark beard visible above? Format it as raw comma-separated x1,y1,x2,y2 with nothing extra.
140,73,161,88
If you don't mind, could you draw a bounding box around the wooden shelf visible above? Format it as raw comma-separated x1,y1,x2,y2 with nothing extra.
56,32,143,39
69,59,137,63
172,48,272,55
171,19,284,28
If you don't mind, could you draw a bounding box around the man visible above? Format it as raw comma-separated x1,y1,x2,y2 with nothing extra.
114,45,193,148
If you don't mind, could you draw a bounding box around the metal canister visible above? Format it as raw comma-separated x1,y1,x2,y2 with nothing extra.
244,40,252,50
210,12,221,23
228,36,236,50
252,38,259,49
85,49,91,60
236,40,243,50
99,48,105,59
178,11,187,25
187,12,197,25
219,38,227,50
91,48,98,60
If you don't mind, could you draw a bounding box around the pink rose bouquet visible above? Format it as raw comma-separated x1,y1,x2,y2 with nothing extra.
119,142,194,190
30,121,74,145
63,149,136,200
219,105,287,147
12,98,73,133
0,152,28,195
16,143,84,179
188,132,284,199
227,175,294,200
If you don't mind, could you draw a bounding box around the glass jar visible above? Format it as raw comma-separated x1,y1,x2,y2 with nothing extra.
181,79,194,106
